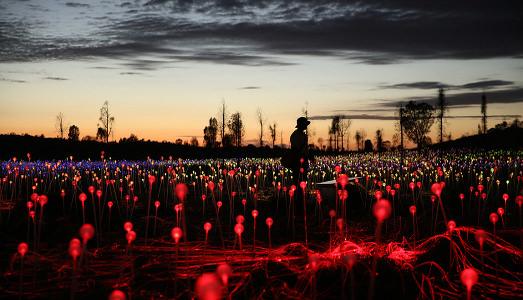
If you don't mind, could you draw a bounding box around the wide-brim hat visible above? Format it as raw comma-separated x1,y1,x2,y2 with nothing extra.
296,117,311,128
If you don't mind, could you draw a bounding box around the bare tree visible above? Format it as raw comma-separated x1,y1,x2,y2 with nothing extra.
481,93,487,134
98,101,115,143
330,116,340,150
437,88,448,143
339,116,351,151
269,122,277,148
256,107,266,147
359,129,367,151
354,131,361,151
218,99,228,147
375,128,384,152
228,112,245,147
56,112,66,139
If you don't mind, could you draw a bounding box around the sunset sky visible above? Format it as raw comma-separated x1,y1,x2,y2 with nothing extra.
1,0,522,150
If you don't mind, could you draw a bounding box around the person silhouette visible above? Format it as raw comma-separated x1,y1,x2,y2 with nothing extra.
290,117,310,215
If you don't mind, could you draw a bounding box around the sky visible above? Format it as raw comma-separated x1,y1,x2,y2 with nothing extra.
1,0,522,150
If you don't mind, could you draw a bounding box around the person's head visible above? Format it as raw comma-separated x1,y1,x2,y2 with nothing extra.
295,117,310,130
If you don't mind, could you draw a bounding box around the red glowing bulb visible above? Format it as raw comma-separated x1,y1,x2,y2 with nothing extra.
148,175,156,184
394,183,400,190
216,263,232,285
516,196,523,207
18,243,28,257
108,290,127,300
329,209,336,218
30,193,38,202
79,224,95,242
108,201,113,208
96,190,102,198
266,217,273,227
300,181,306,190
124,222,133,232
337,174,349,188
195,273,222,300
175,183,188,200
497,207,504,216
255,170,261,177
234,223,244,235
431,183,442,196
489,212,499,224
251,209,258,218
375,191,382,200
126,231,136,244
461,268,478,292
242,199,247,205
409,205,416,215
390,190,395,196
204,222,212,232
79,193,87,202
27,201,33,209
477,184,484,192
236,215,245,224
155,201,160,208
60,190,66,198
409,182,415,190
474,229,487,245
502,193,509,201
208,182,215,191
229,170,235,177
447,220,456,232
171,227,183,243
459,193,465,200
88,186,95,194
372,199,392,222
38,195,48,206
336,218,344,230
217,201,222,208
29,211,35,218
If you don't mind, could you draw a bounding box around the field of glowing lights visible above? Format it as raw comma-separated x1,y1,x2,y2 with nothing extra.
1,150,523,300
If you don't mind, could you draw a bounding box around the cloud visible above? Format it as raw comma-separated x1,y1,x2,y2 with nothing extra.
378,87,523,108
382,82,450,90
239,86,260,89
43,77,68,81
65,2,90,8
460,80,514,90
381,79,515,91
0,77,26,83
0,0,521,67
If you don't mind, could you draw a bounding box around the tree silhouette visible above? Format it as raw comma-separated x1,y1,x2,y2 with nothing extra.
190,137,199,147
68,125,79,141
203,117,218,147
375,128,384,152
481,93,487,134
218,99,228,147
339,116,351,151
437,88,448,143
56,112,66,139
364,139,373,152
269,122,277,148
228,112,245,147
256,107,265,147
330,115,340,151
98,101,114,143
96,127,107,142
355,131,362,151
401,101,435,150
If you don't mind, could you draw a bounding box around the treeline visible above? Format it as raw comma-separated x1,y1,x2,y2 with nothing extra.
0,134,295,161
